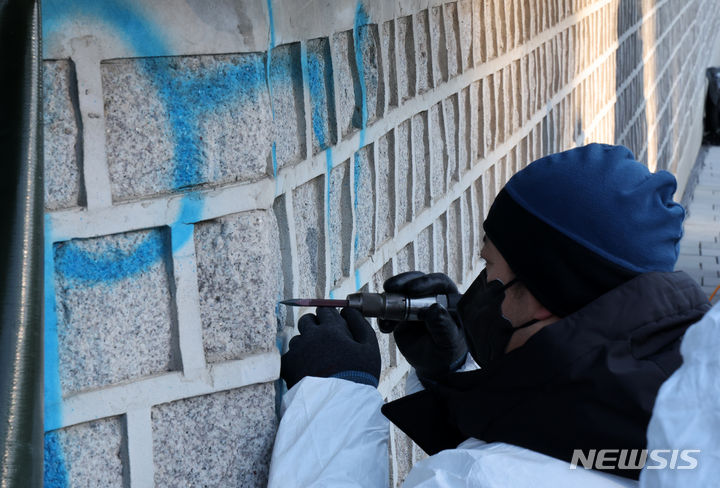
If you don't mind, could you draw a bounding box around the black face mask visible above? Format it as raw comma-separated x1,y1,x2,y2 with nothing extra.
456,269,537,369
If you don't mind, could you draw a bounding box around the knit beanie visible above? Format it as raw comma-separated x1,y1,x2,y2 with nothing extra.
483,143,685,317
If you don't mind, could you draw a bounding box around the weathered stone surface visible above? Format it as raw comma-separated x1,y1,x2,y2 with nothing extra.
354,145,375,265
152,384,276,487
458,0,474,71
429,6,448,86
397,16,416,102
443,2,461,78
429,103,446,202
329,160,352,288
333,30,360,139
103,53,273,201
357,23,385,125
376,131,395,248
44,59,83,210
270,43,306,169
194,210,281,363
444,95,459,185
416,225,433,272
53,228,177,395
396,119,412,229
382,20,398,108
412,111,430,215
394,243,415,274
44,417,125,487
307,37,338,153
415,10,432,93
433,214,447,274
294,176,326,298
447,199,462,284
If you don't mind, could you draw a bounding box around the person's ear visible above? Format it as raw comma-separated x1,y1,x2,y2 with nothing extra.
532,306,554,322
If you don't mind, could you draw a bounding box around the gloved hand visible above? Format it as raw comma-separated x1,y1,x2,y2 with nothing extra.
281,307,381,389
379,272,467,381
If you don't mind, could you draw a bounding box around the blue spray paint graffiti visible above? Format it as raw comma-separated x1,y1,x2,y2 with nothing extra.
43,0,279,483
353,3,370,291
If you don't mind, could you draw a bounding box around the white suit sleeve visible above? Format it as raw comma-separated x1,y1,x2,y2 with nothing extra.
640,301,720,487
404,439,638,488
268,376,389,488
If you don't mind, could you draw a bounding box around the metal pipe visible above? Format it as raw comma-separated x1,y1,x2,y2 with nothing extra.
0,0,45,486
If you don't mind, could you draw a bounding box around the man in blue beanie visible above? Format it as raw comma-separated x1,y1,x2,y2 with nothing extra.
270,144,710,485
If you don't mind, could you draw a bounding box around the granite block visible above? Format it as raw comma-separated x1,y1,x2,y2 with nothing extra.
485,0,498,59
354,145,375,265
53,228,177,395
495,1,507,55
415,225,433,272
465,186,480,270
332,30,360,139
443,2,461,78
293,176,326,298
43,59,83,211
44,417,125,487
273,195,293,329
429,103,446,202
397,16,416,103
447,199,462,284
376,131,395,248
152,384,276,487
307,37,338,153
429,6,448,86
458,0,474,71
394,243,415,274
396,120,412,230
269,43,306,168
472,0,486,66
194,210,281,363
329,160,353,288
459,87,471,174
433,214,447,274
357,23,385,125
412,112,430,216
415,10,433,94
103,53,273,201
486,74,497,153
443,95,459,186
382,20,398,108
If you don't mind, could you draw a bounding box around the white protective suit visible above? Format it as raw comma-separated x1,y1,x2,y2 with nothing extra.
268,303,720,487
268,375,636,487
639,300,720,487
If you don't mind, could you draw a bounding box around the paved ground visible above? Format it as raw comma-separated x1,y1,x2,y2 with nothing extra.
675,145,720,305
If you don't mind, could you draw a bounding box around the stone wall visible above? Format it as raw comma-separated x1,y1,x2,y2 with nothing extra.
42,0,720,486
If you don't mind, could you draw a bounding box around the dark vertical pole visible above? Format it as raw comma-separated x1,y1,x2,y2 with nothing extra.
0,0,45,486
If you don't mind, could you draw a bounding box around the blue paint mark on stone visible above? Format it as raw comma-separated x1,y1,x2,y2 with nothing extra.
306,39,337,151
54,230,165,285
355,268,362,291
44,0,170,57
352,3,370,289
44,216,62,432
353,3,370,131
266,0,278,178
44,431,69,488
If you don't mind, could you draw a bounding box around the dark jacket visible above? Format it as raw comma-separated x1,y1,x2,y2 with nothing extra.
382,271,710,479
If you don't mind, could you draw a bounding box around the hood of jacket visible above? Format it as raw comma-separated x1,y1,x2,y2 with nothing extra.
382,271,710,479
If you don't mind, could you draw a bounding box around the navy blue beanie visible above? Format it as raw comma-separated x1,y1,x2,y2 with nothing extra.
483,143,685,317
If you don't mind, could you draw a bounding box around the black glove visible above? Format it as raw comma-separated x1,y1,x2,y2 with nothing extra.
379,272,467,381
281,307,381,389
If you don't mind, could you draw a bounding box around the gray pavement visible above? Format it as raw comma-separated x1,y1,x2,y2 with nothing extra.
676,146,720,305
